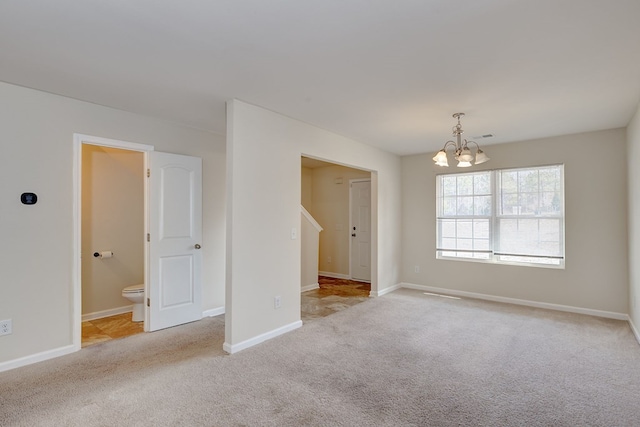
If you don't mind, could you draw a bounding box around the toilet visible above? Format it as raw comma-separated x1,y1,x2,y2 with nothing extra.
122,284,145,322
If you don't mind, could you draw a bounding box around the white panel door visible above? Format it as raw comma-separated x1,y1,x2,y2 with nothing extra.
148,152,202,331
350,180,371,282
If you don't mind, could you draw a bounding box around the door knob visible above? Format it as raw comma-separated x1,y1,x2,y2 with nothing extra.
195,244,201,249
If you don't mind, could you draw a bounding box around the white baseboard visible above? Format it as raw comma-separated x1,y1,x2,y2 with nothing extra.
301,283,320,292
223,320,303,354
0,345,77,373
202,306,225,317
82,305,133,322
371,283,402,297
629,316,640,345
399,282,628,321
318,271,351,280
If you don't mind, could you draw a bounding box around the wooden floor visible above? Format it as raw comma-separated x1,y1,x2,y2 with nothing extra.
301,276,371,322
83,276,370,347
82,313,143,347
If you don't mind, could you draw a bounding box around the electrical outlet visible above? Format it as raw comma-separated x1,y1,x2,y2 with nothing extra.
0,319,12,336
274,296,282,309
414,265,420,273
328,256,332,263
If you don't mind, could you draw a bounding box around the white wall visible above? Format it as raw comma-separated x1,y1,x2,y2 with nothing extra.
0,82,226,366
402,128,629,314
627,104,640,334
225,100,401,350
81,145,144,315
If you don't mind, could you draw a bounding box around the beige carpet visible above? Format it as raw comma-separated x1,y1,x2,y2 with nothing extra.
1,289,639,426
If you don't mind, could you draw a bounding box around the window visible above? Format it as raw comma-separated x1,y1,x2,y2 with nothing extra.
436,165,564,267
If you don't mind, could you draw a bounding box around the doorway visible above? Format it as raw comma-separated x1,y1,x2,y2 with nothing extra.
73,134,204,350
80,144,145,346
300,156,373,320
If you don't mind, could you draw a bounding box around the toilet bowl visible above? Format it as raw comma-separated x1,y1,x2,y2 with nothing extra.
122,284,144,322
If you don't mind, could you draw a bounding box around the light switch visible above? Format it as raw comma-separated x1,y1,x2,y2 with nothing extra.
291,227,297,239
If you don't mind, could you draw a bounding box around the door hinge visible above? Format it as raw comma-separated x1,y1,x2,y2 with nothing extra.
147,168,150,178
147,233,150,242
147,298,150,307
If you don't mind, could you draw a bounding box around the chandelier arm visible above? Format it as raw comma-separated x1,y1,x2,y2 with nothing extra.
442,140,458,151
464,139,481,151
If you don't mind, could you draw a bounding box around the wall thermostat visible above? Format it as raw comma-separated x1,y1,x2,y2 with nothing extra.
21,193,38,205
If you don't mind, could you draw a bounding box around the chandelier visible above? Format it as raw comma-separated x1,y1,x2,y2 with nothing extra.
432,113,489,167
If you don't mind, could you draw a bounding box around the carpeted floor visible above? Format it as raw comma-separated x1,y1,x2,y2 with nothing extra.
1,289,639,426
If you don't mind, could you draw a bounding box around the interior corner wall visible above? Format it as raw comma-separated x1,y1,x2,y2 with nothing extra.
627,104,640,331
0,81,226,366
401,128,629,314
225,100,401,348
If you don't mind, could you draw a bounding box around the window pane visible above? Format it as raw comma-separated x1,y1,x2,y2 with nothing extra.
500,171,518,192
539,219,560,242
520,193,539,215
474,239,490,251
474,195,491,216
457,175,473,195
441,238,457,250
443,197,456,216
540,168,560,192
501,193,518,215
473,219,490,239
497,218,562,257
474,173,491,194
518,170,538,193
456,196,473,215
440,219,456,237
540,191,561,214
456,220,473,238
442,176,457,196
457,238,473,250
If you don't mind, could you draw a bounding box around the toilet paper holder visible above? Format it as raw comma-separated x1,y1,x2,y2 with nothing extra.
93,251,114,258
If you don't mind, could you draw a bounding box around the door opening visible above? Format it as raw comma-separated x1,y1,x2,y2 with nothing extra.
300,156,374,321
75,136,152,348
73,134,204,350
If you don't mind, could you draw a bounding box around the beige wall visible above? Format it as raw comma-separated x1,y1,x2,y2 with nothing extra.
307,165,370,276
402,128,629,314
81,145,144,315
301,209,321,290
301,166,313,210
226,100,401,350
0,82,226,366
627,104,640,334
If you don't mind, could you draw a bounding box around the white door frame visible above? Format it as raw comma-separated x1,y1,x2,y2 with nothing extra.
348,178,372,282
72,134,154,350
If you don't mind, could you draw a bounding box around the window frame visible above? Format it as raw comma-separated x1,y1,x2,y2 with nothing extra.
436,164,565,269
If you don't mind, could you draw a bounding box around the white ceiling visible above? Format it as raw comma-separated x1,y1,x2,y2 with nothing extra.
1,1,639,156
